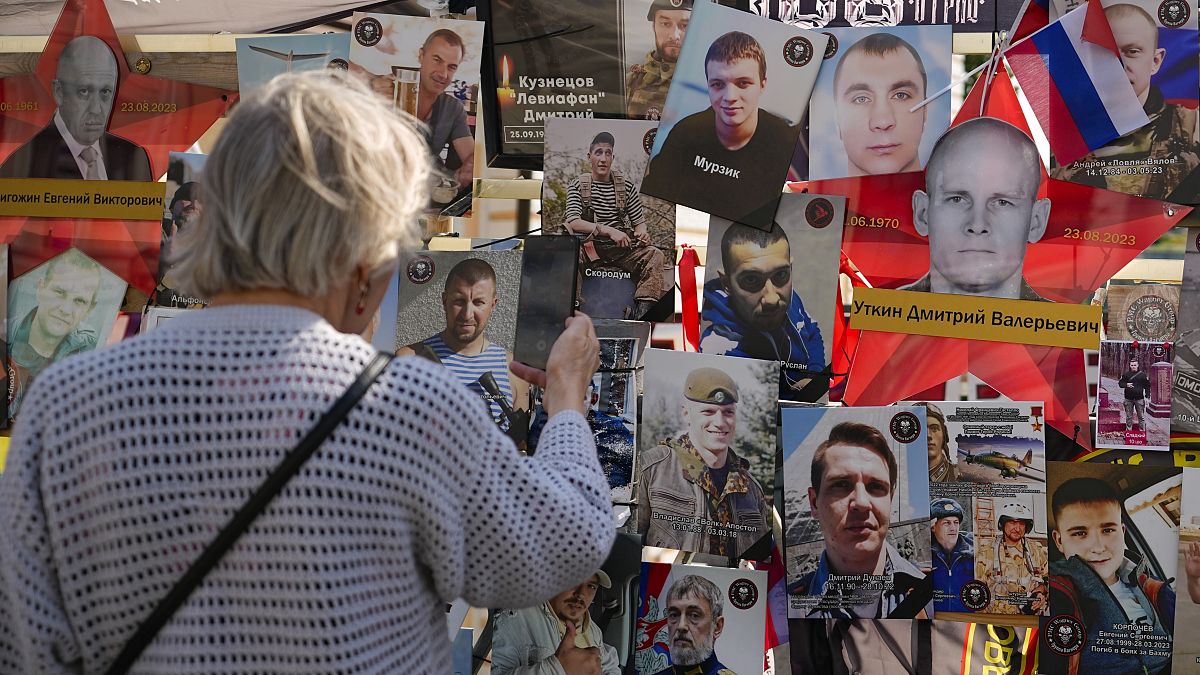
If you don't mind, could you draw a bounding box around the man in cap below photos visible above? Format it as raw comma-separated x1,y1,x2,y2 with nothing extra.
789,421,935,618
626,0,693,120
492,570,621,675
1044,477,1173,675
930,497,974,613
636,367,771,558
924,403,959,483
832,32,929,177
564,132,667,319
651,574,738,675
642,31,797,223
1053,3,1200,198
987,501,1047,615
901,117,1052,301
700,222,825,399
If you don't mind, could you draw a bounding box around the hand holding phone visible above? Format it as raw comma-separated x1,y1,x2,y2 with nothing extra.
513,235,580,371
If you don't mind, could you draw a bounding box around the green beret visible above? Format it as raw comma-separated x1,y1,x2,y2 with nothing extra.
684,367,738,404
647,0,693,20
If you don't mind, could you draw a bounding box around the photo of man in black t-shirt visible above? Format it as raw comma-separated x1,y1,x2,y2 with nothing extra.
642,26,812,228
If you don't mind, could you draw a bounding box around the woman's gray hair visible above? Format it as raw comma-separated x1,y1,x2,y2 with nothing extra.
171,69,430,298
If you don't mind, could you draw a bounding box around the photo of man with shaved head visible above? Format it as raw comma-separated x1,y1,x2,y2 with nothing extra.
901,117,1051,301
0,35,152,181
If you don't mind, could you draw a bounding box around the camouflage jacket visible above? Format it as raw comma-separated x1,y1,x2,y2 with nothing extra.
626,51,675,120
636,433,770,558
1053,86,1200,198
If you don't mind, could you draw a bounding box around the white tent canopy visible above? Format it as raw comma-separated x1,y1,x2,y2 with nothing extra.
0,0,382,35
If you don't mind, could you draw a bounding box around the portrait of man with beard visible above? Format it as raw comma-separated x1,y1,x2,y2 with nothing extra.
399,257,530,438
651,575,737,675
626,0,694,120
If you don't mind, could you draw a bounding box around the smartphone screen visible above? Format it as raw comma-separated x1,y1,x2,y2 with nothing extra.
514,235,579,370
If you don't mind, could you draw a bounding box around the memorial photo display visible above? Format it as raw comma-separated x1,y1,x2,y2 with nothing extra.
639,1,826,229
782,405,932,619
541,117,675,321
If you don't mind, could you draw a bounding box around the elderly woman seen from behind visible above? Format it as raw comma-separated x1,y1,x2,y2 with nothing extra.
0,71,610,674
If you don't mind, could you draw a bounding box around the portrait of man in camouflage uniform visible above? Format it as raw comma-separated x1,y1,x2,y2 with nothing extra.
626,0,693,119
1052,3,1200,199
636,366,772,558
986,501,1048,615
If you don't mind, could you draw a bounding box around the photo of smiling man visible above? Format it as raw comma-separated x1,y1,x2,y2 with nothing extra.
782,405,933,619
806,26,951,181
1041,464,1180,675
900,117,1052,301
636,349,779,559
640,1,825,229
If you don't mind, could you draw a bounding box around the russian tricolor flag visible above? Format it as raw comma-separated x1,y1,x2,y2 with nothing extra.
1005,0,1150,165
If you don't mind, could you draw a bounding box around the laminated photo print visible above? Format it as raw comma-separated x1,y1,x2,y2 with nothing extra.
153,152,207,309
528,320,650,503
1096,339,1174,451
801,25,952,182
235,33,352,93
1040,462,1180,675
394,251,531,446
1174,231,1200,449
1049,0,1200,204
636,562,767,675
639,1,826,229
636,348,779,560
699,193,843,402
923,401,1049,620
541,117,675,321
782,405,933,619
349,13,484,215
1105,282,1181,342
1174,467,1200,669
8,247,126,422
492,532,642,674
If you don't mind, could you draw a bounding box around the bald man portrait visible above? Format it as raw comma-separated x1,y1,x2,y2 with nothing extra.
901,118,1051,301
0,35,153,181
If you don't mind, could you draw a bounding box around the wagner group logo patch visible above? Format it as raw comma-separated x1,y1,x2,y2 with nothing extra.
728,579,759,610
805,197,835,228
327,58,349,70
822,32,838,59
1159,0,1190,27
354,17,383,47
783,36,814,68
960,580,990,611
407,255,435,284
1045,615,1085,656
1126,295,1177,341
643,128,657,155
889,411,920,443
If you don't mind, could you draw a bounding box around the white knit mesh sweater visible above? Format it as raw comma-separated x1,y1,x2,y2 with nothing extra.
0,304,614,674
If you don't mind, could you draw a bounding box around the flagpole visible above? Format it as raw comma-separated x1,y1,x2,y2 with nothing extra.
908,56,995,113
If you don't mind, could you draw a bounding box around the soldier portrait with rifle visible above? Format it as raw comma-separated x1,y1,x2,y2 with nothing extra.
564,131,668,320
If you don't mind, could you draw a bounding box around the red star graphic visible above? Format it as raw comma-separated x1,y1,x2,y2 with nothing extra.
0,0,236,293
795,70,1191,455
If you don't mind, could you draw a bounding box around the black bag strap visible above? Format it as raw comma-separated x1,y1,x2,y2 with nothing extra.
104,351,394,675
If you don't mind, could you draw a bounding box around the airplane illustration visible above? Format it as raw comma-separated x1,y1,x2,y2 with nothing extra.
962,447,1045,482
247,45,330,72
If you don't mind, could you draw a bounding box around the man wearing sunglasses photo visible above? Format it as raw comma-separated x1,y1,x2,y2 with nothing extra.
700,221,825,399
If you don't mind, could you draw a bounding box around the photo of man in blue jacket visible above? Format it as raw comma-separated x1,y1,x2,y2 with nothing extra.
930,497,975,613
700,221,825,401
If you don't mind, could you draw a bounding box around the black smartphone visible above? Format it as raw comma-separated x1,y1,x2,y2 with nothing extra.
514,235,579,370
